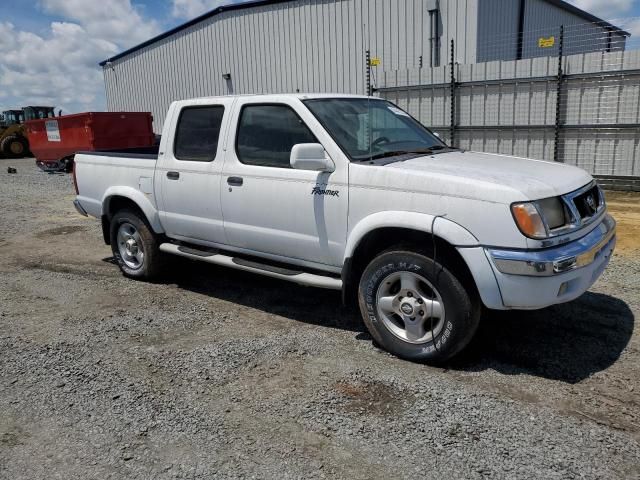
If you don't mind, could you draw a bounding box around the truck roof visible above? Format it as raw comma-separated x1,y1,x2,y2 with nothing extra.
174,93,380,104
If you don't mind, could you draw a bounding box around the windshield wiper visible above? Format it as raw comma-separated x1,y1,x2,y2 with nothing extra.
360,148,435,162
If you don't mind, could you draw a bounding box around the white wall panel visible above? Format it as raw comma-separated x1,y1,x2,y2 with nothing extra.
104,0,481,132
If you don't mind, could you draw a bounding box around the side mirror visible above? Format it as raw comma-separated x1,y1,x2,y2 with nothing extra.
290,143,334,172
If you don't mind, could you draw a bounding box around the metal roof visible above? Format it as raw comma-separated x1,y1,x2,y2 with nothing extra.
99,0,629,67
544,0,630,36
99,0,295,66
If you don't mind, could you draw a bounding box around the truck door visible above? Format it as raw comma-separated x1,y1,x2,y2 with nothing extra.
220,98,348,267
155,99,233,244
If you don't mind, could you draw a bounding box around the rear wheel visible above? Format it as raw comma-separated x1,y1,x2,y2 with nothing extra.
358,248,480,364
110,209,163,279
1,135,27,158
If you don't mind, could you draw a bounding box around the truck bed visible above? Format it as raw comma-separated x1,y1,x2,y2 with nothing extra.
74,147,161,224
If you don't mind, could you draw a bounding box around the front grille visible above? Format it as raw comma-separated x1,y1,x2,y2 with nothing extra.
573,185,601,219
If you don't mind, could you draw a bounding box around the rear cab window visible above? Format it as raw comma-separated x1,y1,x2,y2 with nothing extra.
174,106,225,162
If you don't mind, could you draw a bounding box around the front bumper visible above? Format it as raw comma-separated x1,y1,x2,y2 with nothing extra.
485,214,616,309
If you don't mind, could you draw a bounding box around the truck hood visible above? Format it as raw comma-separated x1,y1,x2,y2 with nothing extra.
382,150,593,202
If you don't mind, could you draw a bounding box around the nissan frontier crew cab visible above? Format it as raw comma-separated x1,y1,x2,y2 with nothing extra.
73,94,616,363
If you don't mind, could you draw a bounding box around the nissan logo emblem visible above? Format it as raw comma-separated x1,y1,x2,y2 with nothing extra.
400,303,414,315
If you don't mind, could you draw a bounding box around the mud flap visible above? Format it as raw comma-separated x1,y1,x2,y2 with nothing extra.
101,215,111,245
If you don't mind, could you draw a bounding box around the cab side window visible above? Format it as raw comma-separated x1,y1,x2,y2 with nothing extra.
174,106,225,162
236,104,316,168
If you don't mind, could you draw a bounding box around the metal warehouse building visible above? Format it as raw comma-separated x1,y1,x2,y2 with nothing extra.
101,0,627,133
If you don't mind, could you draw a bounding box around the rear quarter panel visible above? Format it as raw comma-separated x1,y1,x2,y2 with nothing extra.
75,153,160,230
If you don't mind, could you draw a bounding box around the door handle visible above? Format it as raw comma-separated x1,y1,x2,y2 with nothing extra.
167,171,180,180
227,176,243,186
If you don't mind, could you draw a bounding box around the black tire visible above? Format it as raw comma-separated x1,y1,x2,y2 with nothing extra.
65,157,74,173
358,248,480,364
110,209,164,280
58,156,74,173
1,135,28,158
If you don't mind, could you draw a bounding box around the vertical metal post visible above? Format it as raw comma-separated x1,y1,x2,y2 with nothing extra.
365,50,372,154
516,0,526,60
553,25,564,162
366,50,372,96
450,39,456,147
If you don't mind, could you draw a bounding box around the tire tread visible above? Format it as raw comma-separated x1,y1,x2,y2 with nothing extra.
358,246,480,364
110,209,164,280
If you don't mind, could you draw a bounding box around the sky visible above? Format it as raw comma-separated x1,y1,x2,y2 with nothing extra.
1,0,639,115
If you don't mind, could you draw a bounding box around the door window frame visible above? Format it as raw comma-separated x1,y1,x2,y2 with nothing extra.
234,102,319,169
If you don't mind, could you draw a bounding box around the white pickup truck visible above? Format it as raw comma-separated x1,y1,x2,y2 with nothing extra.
73,94,616,363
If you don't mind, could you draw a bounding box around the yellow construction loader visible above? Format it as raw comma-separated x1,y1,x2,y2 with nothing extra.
0,109,28,158
0,106,55,158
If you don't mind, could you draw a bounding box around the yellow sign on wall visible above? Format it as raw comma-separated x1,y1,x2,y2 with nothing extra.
370,57,381,66
538,36,555,48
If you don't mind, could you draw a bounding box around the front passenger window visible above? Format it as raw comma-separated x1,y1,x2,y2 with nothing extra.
236,104,317,168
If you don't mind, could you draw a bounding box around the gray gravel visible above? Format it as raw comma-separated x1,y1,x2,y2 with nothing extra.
1,157,639,479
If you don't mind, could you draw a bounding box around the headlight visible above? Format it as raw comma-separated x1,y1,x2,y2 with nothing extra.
513,183,605,240
512,197,570,239
537,197,566,229
511,202,547,239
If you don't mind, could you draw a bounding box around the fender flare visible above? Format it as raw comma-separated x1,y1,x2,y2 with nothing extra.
344,211,479,262
102,186,165,233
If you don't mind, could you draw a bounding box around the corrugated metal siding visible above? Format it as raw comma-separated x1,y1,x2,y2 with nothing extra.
476,0,521,62
104,0,478,132
475,0,627,62
377,49,640,176
523,0,626,58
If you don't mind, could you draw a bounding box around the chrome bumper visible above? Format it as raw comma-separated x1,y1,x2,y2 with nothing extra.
488,214,616,277
73,199,88,217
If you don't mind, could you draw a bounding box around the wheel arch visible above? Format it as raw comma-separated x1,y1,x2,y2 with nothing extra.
101,187,164,244
342,212,480,306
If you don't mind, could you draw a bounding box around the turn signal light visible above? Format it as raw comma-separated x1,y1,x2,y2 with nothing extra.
511,202,547,239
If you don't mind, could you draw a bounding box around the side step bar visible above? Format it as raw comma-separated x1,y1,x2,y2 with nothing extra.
159,243,342,290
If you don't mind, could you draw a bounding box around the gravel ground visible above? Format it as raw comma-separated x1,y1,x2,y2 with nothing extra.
1,157,639,479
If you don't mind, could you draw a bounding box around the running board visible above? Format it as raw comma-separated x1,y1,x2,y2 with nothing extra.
159,243,342,290
178,245,217,257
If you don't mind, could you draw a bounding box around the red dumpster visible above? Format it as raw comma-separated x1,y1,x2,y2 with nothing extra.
25,112,155,171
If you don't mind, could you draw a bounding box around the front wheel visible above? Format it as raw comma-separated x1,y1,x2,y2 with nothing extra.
110,209,163,279
358,248,480,363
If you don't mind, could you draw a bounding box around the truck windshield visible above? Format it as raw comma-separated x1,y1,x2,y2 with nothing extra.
303,98,447,162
